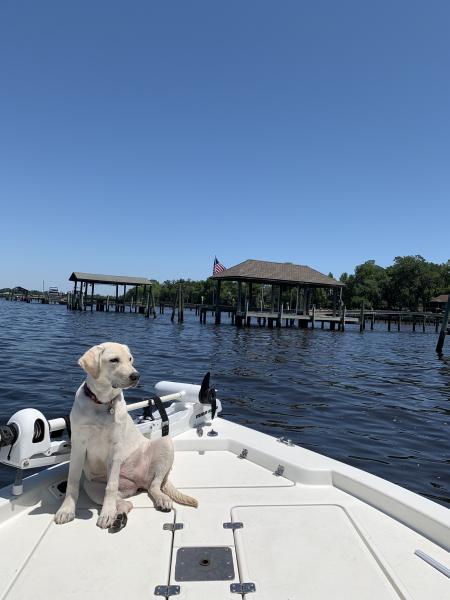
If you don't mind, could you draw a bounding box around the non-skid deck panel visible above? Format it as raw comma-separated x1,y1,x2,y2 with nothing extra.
170,451,293,488
0,511,55,600
3,508,172,600
232,505,400,600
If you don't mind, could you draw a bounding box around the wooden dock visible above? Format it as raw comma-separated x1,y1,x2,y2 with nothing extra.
2,290,67,304
199,303,448,334
67,272,158,319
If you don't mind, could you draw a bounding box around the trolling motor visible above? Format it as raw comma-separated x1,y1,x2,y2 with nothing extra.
0,372,220,495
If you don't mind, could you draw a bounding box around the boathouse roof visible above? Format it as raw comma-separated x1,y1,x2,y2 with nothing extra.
430,294,449,303
69,272,153,286
212,259,343,287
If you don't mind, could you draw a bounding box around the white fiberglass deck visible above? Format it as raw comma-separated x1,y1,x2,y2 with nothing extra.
0,418,449,600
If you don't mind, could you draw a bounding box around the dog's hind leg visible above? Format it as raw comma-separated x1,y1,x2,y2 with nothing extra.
148,475,173,512
83,478,133,532
109,497,133,533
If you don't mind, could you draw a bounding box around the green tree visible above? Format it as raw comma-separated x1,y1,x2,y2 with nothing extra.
341,261,388,309
385,255,443,310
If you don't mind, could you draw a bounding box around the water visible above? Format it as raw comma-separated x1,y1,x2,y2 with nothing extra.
0,301,449,506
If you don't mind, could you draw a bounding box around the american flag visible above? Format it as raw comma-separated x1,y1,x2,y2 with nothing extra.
213,256,226,275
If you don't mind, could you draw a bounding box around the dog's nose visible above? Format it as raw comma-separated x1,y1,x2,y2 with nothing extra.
129,371,140,382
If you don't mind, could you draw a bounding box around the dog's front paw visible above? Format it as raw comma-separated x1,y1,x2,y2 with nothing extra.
55,501,76,525
97,508,117,529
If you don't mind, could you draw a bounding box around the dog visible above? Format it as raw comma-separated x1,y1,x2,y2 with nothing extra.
54,342,197,529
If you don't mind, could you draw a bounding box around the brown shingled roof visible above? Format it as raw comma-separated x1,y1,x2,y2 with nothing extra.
430,294,449,303
212,259,343,287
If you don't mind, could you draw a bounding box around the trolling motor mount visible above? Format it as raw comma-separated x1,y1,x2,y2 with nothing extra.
0,408,51,469
198,372,217,419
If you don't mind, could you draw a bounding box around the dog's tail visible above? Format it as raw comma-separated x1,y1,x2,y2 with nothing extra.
162,479,198,508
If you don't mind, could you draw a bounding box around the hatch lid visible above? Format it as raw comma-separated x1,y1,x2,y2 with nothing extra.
5,508,173,600
232,505,400,600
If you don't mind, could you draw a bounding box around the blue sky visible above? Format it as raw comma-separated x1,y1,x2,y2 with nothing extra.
1,1,449,290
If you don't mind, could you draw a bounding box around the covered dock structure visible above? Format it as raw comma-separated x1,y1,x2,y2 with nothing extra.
68,272,156,317
210,259,352,329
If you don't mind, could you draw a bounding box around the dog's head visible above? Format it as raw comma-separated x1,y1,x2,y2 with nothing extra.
78,342,140,389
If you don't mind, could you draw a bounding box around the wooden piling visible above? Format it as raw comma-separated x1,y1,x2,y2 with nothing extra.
83,281,88,311
436,296,450,355
340,304,346,332
215,280,221,325
171,295,176,322
359,301,365,332
178,285,184,323
332,288,338,317
150,288,156,318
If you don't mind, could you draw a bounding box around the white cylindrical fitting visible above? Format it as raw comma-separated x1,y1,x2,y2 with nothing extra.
154,381,200,403
48,418,68,432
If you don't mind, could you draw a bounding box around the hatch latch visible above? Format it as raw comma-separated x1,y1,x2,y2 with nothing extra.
230,582,256,594
154,585,180,596
163,522,184,531
223,522,243,530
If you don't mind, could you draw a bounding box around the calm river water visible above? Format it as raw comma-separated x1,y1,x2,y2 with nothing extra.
0,301,449,506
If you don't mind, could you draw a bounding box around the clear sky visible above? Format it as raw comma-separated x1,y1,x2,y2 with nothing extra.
1,1,449,291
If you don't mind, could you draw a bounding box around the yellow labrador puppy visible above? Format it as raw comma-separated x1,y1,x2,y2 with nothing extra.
55,342,197,530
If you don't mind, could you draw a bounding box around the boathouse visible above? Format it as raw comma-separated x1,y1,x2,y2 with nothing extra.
68,272,155,316
430,294,449,313
211,259,345,327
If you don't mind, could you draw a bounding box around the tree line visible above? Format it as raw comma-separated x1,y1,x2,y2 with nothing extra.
153,255,449,311
339,256,449,310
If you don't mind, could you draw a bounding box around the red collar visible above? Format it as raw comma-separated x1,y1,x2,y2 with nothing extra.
83,382,103,404
83,382,120,406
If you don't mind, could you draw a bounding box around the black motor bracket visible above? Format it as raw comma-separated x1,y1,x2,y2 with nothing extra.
198,372,217,419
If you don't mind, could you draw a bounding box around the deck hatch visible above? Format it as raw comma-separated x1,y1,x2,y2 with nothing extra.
232,505,400,599
174,546,235,581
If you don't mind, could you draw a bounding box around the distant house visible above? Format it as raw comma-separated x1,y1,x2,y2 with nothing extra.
430,294,449,312
12,286,29,296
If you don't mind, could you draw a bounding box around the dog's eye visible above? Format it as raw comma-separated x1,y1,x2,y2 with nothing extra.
109,358,119,363
129,357,132,361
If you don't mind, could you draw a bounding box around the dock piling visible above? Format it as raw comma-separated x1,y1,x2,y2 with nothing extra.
436,296,450,355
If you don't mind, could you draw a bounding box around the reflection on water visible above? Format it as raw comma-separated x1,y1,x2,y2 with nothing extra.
0,301,449,505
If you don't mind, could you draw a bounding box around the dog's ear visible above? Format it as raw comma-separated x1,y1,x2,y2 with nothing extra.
78,345,104,379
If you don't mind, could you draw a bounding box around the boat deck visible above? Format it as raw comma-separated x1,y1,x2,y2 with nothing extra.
0,419,449,600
